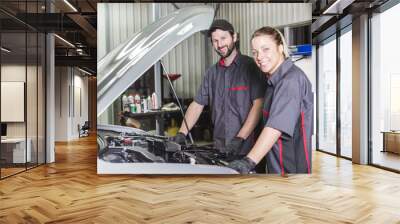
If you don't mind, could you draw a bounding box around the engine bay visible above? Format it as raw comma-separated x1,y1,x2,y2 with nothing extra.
97,128,238,168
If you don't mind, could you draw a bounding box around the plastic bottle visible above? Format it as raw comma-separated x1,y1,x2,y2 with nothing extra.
167,118,179,136
127,95,134,104
134,94,141,104
130,103,136,113
122,95,128,106
142,97,148,112
147,96,152,110
135,94,141,113
124,104,130,112
122,95,130,112
152,92,158,109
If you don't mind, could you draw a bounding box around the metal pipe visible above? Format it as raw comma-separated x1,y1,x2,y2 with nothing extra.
159,61,194,144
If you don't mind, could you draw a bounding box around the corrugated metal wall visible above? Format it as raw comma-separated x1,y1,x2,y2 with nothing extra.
97,3,154,123
97,3,311,99
158,3,207,98
211,3,312,63
98,3,208,99
98,3,154,60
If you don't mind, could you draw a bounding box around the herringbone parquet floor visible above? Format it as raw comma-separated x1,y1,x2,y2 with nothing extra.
1,135,400,223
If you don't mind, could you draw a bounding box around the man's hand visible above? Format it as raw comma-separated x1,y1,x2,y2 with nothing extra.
170,132,187,145
226,137,244,156
228,157,257,174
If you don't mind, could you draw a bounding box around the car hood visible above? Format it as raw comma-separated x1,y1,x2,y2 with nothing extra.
97,5,215,116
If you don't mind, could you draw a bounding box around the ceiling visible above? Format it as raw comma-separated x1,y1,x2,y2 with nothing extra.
0,0,99,74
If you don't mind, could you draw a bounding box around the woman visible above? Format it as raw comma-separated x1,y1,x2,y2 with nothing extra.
228,27,314,174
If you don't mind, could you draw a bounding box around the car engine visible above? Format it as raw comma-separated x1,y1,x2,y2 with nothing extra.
98,127,237,167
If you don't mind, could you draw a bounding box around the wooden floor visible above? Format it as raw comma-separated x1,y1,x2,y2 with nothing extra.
372,150,400,171
1,167,26,177
1,135,400,223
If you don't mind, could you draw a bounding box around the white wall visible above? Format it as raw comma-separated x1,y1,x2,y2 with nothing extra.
294,48,316,150
54,67,89,141
1,63,46,163
1,65,40,138
55,67,68,141
1,65,26,140
295,55,316,93
71,74,89,138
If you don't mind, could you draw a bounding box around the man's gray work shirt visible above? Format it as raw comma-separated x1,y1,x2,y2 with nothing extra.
194,53,265,155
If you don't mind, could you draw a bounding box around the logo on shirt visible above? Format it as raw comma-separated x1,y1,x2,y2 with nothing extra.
228,86,249,91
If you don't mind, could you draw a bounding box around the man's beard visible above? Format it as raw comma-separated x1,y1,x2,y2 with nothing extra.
216,42,235,59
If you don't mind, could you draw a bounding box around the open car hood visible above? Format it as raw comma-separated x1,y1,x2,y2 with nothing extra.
96,6,238,174
97,5,214,116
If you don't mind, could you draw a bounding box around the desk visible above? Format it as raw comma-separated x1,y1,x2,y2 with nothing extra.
1,138,31,163
382,131,400,154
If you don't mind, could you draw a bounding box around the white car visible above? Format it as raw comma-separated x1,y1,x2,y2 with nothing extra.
97,6,238,174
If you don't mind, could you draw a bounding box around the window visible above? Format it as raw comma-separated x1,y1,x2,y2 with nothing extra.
370,2,400,171
339,27,352,158
318,36,337,154
0,1,47,179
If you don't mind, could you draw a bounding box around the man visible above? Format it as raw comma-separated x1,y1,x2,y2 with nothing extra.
228,26,314,174
172,19,265,157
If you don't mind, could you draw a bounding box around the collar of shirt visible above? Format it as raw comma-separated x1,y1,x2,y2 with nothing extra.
218,52,241,68
267,58,294,86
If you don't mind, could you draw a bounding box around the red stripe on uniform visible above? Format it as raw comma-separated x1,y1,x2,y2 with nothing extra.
278,138,284,176
229,86,249,91
219,59,225,66
301,111,311,174
262,109,269,118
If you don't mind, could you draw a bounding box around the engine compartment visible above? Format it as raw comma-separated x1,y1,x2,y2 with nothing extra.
97,128,238,168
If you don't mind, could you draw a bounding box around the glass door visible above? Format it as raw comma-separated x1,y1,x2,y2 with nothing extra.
317,35,337,155
1,31,28,178
339,27,352,159
370,3,400,171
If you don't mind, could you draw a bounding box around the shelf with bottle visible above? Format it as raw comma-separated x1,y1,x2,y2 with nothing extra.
122,92,159,114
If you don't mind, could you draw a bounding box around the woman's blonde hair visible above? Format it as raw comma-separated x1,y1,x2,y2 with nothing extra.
251,26,289,58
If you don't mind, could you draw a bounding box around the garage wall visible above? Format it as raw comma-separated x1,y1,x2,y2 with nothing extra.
158,3,207,99
97,3,207,99
97,3,154,60
97,3,154,123
97,3,312,100
211,3,312,63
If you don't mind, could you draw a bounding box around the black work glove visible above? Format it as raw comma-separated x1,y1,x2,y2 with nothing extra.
226,136,244,156
228,157,257,174
170,132,187,145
